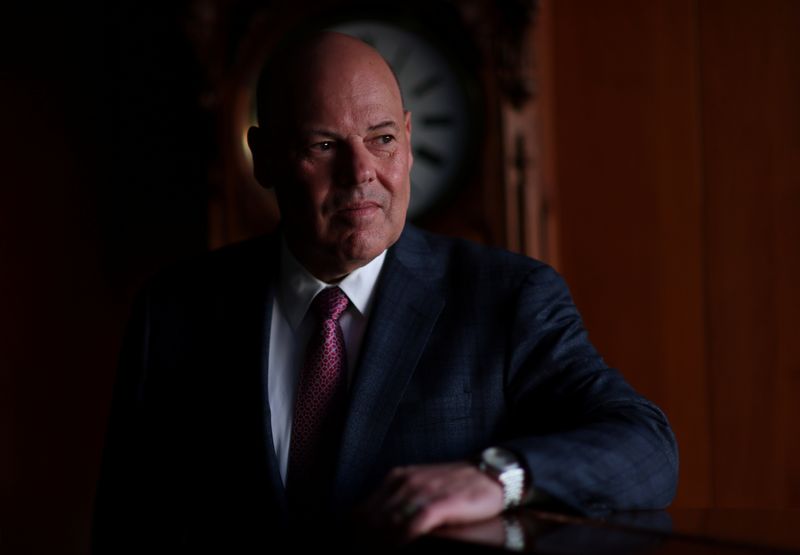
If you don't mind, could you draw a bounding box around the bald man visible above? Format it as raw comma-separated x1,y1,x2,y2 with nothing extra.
93,33,677,552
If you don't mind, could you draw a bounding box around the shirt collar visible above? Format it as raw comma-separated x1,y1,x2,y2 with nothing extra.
277,236,387,331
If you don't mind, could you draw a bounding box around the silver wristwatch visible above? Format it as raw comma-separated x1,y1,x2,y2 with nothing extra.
477,446,527,510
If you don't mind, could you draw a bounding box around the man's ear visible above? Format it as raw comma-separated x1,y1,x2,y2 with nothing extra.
247,126,273,189
404,110,413,170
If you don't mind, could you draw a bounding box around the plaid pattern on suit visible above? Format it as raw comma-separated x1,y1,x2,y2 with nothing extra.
93,225,677,552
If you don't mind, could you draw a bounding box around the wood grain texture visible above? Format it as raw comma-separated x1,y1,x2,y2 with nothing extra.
699,0,800,507
546,0,711,507
546,0,800,508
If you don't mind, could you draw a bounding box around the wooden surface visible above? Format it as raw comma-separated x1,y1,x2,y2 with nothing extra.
425,508,800,554
668,509,800,552
544,0,800,509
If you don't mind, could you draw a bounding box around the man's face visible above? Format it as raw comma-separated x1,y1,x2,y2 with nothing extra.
253,42,413,282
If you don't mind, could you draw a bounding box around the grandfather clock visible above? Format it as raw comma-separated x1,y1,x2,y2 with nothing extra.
184,0,558,264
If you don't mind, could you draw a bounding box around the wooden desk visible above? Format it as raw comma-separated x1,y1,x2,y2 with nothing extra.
408,508,800,554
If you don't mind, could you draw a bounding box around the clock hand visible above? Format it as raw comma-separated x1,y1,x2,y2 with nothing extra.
420,115,455,127
414,145,445,167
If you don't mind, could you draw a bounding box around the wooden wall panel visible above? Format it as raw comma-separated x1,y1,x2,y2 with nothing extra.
546,0,800,508
547,0,711,506
699,0,800,507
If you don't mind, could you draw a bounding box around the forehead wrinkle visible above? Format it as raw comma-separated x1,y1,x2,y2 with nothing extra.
297,100,401,136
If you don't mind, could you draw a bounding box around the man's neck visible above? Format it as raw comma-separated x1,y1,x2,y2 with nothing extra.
283,238,365,284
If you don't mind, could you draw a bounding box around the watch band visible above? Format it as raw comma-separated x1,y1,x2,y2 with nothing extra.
498,465,526,509
502,515,526,551
477,447,529,510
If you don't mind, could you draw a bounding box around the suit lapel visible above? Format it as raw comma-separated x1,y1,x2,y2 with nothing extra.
331,227,445,509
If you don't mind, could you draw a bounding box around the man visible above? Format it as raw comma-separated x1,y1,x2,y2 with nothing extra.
93,32,677,552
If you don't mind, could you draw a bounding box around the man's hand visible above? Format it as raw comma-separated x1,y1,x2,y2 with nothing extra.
353,462,504,544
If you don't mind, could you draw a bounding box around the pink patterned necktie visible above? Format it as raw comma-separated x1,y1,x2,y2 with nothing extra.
287,286,349,511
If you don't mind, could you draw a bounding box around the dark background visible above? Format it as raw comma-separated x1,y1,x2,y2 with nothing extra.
2,1,799,553
2,3,211,551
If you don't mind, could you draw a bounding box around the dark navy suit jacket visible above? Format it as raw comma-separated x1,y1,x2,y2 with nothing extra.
93,225,678,552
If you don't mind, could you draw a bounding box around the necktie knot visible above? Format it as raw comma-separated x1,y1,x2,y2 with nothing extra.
311,286,349,322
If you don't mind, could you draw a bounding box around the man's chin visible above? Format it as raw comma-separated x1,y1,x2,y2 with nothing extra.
336,229,396,269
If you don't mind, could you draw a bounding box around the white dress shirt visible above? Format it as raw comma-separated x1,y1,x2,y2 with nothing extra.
267,238,387,485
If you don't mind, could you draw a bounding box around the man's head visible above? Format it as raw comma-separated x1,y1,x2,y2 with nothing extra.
248,32,413,283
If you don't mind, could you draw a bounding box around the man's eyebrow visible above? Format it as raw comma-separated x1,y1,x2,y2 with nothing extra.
301,121,399,138
303,129,342,139
368,120,399,132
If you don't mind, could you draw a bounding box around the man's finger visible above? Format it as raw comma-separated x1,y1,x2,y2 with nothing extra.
403,495,467,539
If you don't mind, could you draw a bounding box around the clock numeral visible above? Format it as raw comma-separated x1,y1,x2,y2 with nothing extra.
421,115,455,127
411,75,442,98
414,146,445,167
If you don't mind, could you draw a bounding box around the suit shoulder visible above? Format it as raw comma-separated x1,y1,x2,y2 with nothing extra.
404,226,557,285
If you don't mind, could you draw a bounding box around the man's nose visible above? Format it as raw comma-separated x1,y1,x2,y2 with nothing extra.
336,140,375,187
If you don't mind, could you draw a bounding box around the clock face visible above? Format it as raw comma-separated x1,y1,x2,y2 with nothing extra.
327,20,474,220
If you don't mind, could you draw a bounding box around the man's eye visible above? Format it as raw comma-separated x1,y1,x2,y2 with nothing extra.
375,135,395,145
310,141,334,152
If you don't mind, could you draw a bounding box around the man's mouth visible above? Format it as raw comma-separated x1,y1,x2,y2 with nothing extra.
337,201,381,217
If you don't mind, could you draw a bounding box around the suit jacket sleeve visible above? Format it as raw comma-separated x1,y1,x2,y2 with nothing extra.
499,263,678,517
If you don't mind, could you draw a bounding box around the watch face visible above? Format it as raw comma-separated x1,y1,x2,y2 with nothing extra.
483,447,517,470
327,19,474,220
